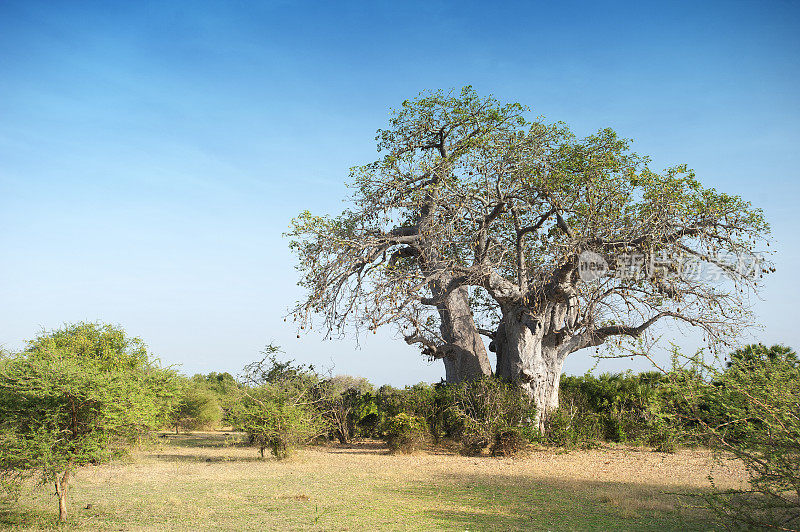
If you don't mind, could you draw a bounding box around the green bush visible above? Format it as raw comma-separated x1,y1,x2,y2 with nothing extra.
451,377,535,455
374,383,441,441
491,427,527,457
190,372,241,422
554,371,683,448
543,407,603,448
169,384,222,433
230,346,327,459
645,424,678,453
383,413,426,454
317,375,374,444
674,345,800,530
0,322,178,521
229,391,323,459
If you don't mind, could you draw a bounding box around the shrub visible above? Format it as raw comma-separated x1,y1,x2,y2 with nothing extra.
190,372,241,421
645,424,678,453
384,413,426,453
491,427,527,457
402,383,438,439
555,371,684,448
170,384,222,433
0,322,178,521
230,346,327,459
543,407,603,448
230,391,323,459
317,375,373,444
356,411,380,438
674,345,799,530
373,383,441,441
451,377,535,455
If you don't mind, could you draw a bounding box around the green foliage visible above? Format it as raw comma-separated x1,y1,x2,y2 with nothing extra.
229,388,324,459
191,372,240,404
22,322,152,371
450,377,535,456
170,382,222,433
673,345,800,530
0,322,177,520
544,407,603,449
229,346,326,459
374,385,405,419
241,344,319,391
547,371,680,450
725,343,798,370
317,375,374,444
360,379,534,455
383,413,426,454
372,384,432,437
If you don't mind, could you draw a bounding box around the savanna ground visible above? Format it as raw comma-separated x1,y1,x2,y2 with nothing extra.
1,432,747,531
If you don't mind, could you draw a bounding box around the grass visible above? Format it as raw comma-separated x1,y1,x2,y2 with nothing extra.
1,432,747,531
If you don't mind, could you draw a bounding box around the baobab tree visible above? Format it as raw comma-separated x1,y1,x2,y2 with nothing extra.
289,88,529,382
289,87,771,430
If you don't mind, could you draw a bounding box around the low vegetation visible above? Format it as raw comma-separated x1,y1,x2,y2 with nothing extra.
0,323,179,521
1,322,798,530
679,344,800,530
0,432,751,531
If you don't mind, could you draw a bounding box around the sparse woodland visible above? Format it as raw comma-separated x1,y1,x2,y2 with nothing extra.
1,322,797,529
0,90,796,530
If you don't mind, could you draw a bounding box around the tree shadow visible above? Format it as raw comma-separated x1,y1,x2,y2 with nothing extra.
156,432,247,449
392,472,720,531
0,503,59,529
323,440,461,456
324,440,391,455
150,453,269,463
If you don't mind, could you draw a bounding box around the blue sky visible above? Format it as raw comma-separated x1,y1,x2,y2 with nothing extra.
1,0,798,384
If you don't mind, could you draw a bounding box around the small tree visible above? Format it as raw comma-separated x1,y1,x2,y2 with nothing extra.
229,345,327,458
230,390,323,459
169,382,222,433
673,345,799,530
0,322,176,522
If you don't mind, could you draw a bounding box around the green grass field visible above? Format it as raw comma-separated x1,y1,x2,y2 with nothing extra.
1,433,746,531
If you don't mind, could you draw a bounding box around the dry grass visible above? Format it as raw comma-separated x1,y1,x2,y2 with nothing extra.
1,432,748,531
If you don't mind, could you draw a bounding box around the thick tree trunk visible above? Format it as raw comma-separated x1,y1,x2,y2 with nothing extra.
434,285,492,383
55,470,70,522
492,307,566,433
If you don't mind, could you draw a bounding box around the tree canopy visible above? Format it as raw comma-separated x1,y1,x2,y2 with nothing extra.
289,87,771,429
0,322,178,521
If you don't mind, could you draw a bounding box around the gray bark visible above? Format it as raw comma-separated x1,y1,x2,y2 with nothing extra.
492,303,572,433
432,284,492,383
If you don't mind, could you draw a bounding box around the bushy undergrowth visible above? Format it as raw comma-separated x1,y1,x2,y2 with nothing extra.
151,343,800,532
545,371,680,451
364,378,536,456
450,377,536,456
384,413,426,453
223,343,799,532
6,325,795,528
675,345,800,530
